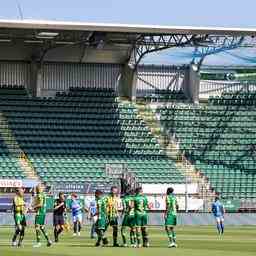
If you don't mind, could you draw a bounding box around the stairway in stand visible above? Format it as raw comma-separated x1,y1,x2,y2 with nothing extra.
0,112,40,182
133,100,216,211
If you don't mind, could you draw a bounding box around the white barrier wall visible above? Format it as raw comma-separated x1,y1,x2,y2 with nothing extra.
199,80,256,99
142,183,199,194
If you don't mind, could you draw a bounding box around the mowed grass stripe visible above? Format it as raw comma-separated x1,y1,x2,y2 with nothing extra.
1,226,256,256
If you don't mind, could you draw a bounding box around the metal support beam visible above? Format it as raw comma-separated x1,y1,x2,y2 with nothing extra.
192,36,245,70
129,34,246,70
129,34,207,69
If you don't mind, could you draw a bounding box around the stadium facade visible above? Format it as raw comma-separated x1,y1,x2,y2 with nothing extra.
0,19,256,223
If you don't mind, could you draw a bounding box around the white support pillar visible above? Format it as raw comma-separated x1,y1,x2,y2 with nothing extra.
29,61,38,97
118,63,137,101
182,64,200,103
36,64,43,97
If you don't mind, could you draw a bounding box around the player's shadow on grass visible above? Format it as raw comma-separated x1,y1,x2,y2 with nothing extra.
69,244,97,248
69,244,163,248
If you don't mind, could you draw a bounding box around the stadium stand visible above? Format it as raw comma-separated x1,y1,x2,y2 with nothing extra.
158,90,256,199
0,86,27,179
0,86,185,186
0,138,25,179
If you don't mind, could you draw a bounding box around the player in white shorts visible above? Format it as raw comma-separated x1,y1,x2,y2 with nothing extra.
70,193,83,236
212,196,225,235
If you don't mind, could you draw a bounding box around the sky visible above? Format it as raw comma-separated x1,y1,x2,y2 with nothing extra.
0,0,256,66
1,0,256,27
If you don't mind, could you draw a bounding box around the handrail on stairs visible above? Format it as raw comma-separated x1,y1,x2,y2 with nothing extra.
19,151,35,173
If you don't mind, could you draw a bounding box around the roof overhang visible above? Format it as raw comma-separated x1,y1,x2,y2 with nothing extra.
0,19,255,36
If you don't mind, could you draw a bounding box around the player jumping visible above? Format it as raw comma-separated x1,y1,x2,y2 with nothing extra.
95,190,108,247
12,187,27,247
33,184,52,248
106,186,120,247
53,192,66,242
165,187,178,248
134,187,149,248
121,189,136,247
212,196,225,235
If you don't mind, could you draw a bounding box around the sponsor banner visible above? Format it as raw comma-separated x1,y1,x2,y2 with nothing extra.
145,195,203,211
0,195,32,212
50,182,112,194
0,179,22,188
82,195,203,211
222,199,241,213
142,184,198,194
0,193,203,212
22,179,40,188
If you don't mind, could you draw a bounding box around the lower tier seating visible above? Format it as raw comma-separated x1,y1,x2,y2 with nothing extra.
0,87,185,185
158,91,256,199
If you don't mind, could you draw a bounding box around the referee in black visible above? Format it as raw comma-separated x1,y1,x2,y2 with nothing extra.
53,192,66,242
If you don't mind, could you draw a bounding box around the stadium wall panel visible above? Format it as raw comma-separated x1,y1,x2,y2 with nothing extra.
136,65,187,97
1,213,256,225
41,63,122,96
0,61,31,87
199,80,256,98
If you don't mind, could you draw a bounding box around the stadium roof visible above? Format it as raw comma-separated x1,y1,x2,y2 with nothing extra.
0,19,256,36
0,19,255,66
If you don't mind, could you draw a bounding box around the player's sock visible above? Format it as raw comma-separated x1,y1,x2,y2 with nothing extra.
18,227,25,246
216,223,221,234
91,224,96,238
102,235,108,245
220,223,224,234
142,227,149,246
40,226,50,242
136,229,141,246
96,229,103,245
12,227,20,243
131,230,136,245
57,226,64,236
171,230,176,243
36,228,41,243
73,221,77,234
165,227,172,243
78,223,81,232
54,228,58,242
113,226,118,245
121,227,127,245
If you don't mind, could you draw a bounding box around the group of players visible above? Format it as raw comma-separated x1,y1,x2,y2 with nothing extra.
11,184,179,248
93,186,178,248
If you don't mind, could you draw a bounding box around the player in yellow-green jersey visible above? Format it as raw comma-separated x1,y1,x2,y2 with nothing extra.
106,186,120,247
33,184,52,248
165,187,179,248
12,187,27,247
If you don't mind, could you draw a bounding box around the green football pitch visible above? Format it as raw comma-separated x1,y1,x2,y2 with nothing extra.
0,226,256,256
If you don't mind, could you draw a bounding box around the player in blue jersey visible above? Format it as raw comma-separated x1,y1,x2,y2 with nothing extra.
212,196,225,235
88,199,97,239
70,193,83,236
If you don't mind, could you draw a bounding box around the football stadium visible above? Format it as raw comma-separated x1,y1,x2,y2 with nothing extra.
0,17,256,256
